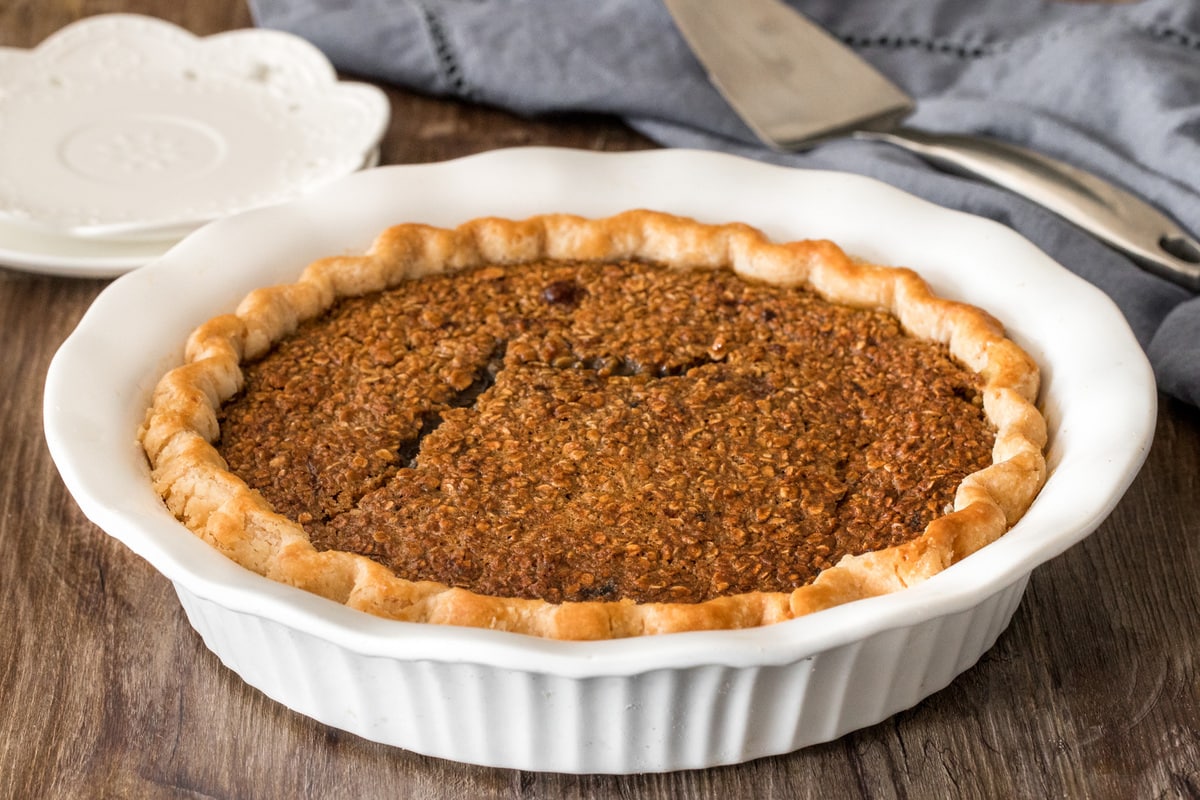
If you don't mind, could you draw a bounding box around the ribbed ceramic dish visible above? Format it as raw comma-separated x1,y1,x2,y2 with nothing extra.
44,148,1156,773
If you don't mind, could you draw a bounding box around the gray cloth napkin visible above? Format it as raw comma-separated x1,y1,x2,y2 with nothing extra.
251,0,1200,406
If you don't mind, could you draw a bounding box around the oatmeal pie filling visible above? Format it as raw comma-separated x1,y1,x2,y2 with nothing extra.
216,258,994,605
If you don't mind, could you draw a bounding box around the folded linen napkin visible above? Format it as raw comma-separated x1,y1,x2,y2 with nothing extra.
251,0,1200,406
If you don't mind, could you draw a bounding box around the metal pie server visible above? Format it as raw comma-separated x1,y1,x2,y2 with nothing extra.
663,0,1200,290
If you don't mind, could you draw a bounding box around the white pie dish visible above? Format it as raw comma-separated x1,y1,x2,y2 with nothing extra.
44,147,1155,773
0,14,388,244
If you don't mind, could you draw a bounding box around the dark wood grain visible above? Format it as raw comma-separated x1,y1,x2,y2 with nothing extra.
3,2,1199,798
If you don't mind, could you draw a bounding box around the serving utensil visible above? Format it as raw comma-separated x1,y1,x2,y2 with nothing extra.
662,0,1200,291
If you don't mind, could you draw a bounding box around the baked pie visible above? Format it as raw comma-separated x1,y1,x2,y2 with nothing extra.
139,210,1047,640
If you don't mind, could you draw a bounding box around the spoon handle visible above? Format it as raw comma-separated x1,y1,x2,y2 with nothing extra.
856,127,1200,291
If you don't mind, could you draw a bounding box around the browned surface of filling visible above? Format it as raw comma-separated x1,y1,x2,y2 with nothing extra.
216,260,994,604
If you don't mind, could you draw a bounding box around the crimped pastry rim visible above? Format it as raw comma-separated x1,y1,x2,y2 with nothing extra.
138,209,1047,640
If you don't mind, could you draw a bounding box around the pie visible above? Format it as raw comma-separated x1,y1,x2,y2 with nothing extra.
139,210,1047,640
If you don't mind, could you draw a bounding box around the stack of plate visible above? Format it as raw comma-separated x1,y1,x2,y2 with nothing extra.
0,14,390,278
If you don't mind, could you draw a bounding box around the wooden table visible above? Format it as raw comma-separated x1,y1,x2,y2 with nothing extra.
3,2,1199,797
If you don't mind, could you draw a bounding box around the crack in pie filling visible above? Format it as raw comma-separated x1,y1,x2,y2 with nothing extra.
139,210,1047,640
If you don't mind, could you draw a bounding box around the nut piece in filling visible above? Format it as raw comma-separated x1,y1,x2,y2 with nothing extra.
139,211,1047,639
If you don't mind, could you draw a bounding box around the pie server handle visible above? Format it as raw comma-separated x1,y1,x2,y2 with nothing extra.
855,127,1200,291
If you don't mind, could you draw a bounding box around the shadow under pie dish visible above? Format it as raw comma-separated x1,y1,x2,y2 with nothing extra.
138,209,1047,640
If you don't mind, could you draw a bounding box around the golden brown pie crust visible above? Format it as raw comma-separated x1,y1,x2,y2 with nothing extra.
139,210,1047,640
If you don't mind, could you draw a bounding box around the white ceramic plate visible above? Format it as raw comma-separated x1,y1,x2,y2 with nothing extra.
0,216,174,278
44,148,1155,773
0,148,380,278
0,14,389,242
